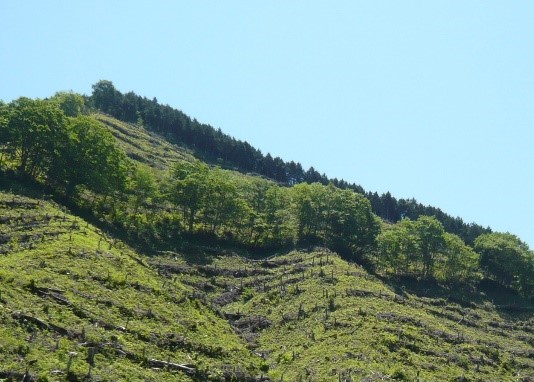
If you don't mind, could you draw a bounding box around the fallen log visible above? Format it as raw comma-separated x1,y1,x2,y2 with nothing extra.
11,311,73,337
148,359,196,374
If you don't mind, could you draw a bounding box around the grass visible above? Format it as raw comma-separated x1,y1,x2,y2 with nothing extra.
158,249,533,381
0,191,263,381
94,114,195,171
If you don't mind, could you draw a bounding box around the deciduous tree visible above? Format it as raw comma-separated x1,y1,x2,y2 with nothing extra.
167,160,209,232
474,232,533,297
5,98,69,179
415,216,446,278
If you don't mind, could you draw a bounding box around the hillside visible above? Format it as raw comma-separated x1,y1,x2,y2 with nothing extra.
89,80,490,246
0,189,264,381
0,92,533,381
1,187,532,381
1,186,532,381
93,114,194,171
154,249,534,382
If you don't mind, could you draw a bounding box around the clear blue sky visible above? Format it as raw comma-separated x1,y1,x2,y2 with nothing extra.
2,1,533,247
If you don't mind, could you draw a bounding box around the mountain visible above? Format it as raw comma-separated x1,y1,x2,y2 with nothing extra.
0,87,532,381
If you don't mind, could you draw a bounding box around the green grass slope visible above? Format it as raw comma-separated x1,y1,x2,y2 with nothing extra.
0,191,265,381
158,250,533,382
94,114,194,170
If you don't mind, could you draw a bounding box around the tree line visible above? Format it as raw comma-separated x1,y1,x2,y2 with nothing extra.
89,80,490,245
161,160,380,256
1,92,532,301
152,161,534,298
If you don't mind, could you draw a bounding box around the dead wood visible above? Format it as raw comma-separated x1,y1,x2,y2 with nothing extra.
148,358,196,374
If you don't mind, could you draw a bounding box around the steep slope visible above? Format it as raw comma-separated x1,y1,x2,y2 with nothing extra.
156,250,534,381
0,190,265,381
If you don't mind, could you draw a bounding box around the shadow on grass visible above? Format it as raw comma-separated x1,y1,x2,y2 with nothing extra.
379,273,533,320
175,232,296,266
0,170,50,198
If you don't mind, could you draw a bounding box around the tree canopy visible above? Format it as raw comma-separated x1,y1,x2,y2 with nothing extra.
0,96,129,197
474,232,534,298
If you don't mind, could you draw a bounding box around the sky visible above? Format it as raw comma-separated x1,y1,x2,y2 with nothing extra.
1,1,534,247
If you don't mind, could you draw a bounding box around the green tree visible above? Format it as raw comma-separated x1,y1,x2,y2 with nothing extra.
5,98,69,179
48,116,129,197
291,182,328,242
239,178,271,245
376,225,401,272
474,232,533,296
167,160,209,233
263,185,296,246
200,168,246,235
377,216,450,278
51,91,85,117
377,219,419,275
237,179,295,247
91,80,122,115
129,164,158,224
291,182,378,257
415,216,445,278
437,233,479,284
324,185,379,257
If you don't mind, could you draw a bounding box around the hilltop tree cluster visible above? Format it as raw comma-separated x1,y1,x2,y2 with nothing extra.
0,91,532,301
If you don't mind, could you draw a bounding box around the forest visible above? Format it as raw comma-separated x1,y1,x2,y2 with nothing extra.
0,87,532,301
